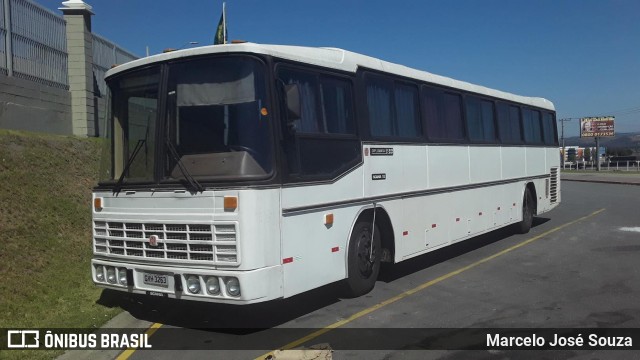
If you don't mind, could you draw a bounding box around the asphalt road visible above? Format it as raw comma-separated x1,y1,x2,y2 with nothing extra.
69,181,640,360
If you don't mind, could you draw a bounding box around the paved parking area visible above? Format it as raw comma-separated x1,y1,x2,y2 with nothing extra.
562,171,640,185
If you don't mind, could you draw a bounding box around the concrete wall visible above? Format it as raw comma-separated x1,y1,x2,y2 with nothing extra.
0,74,72,134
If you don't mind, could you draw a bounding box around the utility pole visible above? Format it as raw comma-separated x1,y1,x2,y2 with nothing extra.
595,136,601,172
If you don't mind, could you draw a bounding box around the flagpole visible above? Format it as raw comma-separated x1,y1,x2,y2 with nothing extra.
222,2,226,44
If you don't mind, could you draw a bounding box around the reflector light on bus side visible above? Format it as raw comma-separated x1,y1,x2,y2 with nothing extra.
94,197,103,211
324,213,334,225
224,196,238,210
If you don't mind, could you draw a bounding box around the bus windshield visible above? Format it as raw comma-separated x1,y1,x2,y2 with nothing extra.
101,56,273,186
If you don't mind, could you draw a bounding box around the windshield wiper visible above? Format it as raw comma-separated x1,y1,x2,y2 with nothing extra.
113,139,145,194
165,139,204,193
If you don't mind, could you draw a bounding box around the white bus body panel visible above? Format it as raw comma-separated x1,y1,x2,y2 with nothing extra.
428,146,470,188
469,147,501,183
280,168,364,297
92,189,284,304
278,143,560,298
502,147,527,179
361,144,559,263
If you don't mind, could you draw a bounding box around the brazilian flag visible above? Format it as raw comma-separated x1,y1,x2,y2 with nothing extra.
214,12,226,45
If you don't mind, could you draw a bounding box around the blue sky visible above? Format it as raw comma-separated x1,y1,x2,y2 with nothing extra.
40,0,640,137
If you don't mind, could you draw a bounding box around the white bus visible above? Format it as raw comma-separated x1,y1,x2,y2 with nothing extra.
92,43,560,304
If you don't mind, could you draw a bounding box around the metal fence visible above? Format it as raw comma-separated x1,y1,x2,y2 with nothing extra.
563,161,640,172
93,33,138,137
92,33,138,96
1,0,8,75
1,0,138,91
7,0,68,88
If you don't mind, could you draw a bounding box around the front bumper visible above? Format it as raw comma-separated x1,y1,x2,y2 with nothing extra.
91,258,283,304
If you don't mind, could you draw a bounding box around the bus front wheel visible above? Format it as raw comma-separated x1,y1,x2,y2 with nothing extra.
344,220,381,297
515,188,534,234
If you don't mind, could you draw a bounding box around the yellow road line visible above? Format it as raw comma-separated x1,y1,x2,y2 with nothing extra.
256,208,606,359
116,322,163,360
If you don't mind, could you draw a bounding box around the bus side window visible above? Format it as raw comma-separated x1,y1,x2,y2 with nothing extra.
443,92,465,141
394,82,421,138
277,66,360,180
320,78,355,135
422,86,465,142
283,71,321,133
422,86,443,140
365,75,394,137
465,96,496,143
365,73,421,139
523,108,543,144
496,103,523,144
542,112,557,145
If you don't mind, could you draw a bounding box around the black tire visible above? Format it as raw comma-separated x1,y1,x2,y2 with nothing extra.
344,220,381,297
515,188,534,234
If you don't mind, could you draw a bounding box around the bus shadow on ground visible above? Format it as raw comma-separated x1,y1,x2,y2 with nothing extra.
96,217,549,332
379,217,550,283
97,281,344,331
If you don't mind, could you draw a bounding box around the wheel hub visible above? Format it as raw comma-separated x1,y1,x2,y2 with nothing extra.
356,229,376,277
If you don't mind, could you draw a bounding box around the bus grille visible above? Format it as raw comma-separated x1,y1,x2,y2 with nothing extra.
550,167,559,203
93,221,239,265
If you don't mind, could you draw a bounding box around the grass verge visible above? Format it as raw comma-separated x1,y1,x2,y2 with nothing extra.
0,130,121,359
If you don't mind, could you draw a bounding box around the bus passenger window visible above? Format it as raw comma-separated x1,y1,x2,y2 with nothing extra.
466,97,496,142
320,78,355,134
497,103,524,144
394,83,421,137
422,87,465,142
542,112,557,145
366,73,421,139
443,93,465,141
366,76,394,137
523,108,543,144
277,67,360,180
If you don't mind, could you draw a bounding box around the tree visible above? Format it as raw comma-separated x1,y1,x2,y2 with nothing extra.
567,148,577,162
607,147,634,157
584,147,591,162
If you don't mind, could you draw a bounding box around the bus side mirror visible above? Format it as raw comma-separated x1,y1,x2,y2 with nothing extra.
285,84,301,121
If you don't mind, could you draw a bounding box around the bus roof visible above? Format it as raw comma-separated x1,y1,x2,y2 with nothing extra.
106,42,555,110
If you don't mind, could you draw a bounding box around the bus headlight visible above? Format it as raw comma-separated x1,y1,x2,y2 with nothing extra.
186,275,201,294
106,267,116,284
95,266,104,282
205,277,220,295
225,277,240,297
118,268,128,286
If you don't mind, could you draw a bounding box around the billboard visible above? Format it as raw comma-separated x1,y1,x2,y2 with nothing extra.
580,116,615,137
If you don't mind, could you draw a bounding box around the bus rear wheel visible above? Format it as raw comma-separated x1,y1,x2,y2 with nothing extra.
344,220,381,297
515,188,534,234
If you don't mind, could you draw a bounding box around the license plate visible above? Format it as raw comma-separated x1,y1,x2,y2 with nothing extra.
143,273,168,288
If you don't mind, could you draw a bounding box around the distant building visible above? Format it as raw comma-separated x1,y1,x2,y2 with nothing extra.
560,146,606,162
